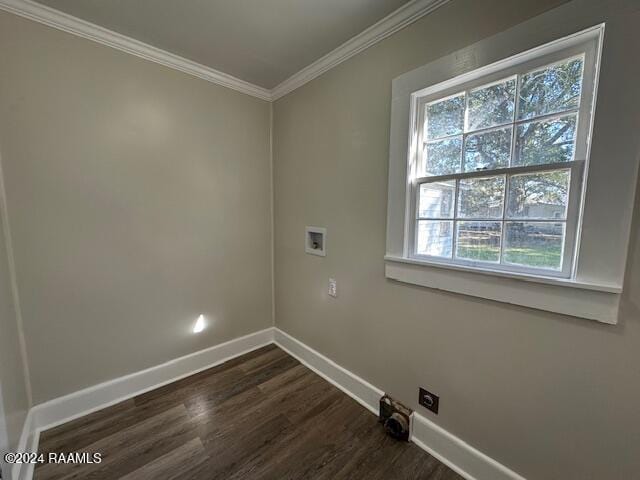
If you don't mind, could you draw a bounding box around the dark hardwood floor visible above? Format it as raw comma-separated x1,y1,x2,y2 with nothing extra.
35,345,464,480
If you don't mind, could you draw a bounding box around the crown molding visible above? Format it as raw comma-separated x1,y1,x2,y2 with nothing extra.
0,0,450,102
0,0,273,101
271,0,451,100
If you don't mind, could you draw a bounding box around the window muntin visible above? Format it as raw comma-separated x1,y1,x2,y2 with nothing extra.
411,55,588,276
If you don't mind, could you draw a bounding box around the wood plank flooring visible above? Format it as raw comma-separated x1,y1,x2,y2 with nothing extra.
35,345,464,480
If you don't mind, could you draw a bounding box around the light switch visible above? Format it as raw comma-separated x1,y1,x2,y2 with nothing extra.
328,278,337,297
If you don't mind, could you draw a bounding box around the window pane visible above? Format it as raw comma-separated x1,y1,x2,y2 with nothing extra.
455,222,501,262
467,78,516,131
457,176,505,219
425,94,465,140
507,170,570,219
514,114,576,166
504,222,564,270
518,57,584,120
419,181,455,218
463,127,512,172
417,220,453,257
424,137,462,176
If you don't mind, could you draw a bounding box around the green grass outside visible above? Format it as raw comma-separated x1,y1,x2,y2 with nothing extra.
503,246,561,269
456,244,561,269
456,245,500,262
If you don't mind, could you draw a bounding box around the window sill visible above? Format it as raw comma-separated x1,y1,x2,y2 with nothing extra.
384,255,621,293
384,255,621,324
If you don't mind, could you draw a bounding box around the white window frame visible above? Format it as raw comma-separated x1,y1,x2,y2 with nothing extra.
384,23,637,324
406,44,597,279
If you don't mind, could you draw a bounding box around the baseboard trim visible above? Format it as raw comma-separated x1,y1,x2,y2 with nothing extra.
411,413,526,480
31,327,274,432
273,328,383,415
11,409,35,480
273,327,525,480
16,429,37,480
14,326,525,480
15,327,275,480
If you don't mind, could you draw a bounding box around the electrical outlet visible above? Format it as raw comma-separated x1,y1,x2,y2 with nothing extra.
418,387,439,414
328,278,337,297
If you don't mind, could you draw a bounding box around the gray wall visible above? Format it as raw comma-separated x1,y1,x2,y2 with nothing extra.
0,11,273,404
273,0,640,479
2,2,639,479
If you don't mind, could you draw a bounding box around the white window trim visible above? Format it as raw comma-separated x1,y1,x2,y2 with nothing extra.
385,23,634,324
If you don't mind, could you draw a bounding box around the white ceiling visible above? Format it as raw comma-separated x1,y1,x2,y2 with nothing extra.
32,0,411,89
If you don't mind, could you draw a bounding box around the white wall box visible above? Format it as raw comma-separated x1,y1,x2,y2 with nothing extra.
305,226,327,257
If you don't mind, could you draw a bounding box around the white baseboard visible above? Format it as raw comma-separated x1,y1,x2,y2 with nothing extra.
15,429,37,480
274,327,525,480
13,326,526,480
11,409,35,480
411,413,526,480
32,327,274,431
13,327,275,480
273,328,383,415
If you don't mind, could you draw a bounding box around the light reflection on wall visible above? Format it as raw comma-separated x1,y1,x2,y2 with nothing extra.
193,314,206,333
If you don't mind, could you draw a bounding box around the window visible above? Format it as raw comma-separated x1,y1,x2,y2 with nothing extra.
385,24,640,323
408,49,595,279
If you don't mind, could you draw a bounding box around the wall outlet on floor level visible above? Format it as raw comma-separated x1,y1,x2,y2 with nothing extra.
328,278,337,297
419,387,439,414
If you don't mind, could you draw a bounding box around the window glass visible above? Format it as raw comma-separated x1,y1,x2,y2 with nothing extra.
467,78,516,131
417,221,453,258
424,138,462,176
457,176,505,219
463,127,512,172
518,57,584,120
503,222,564,270
425,94,465,140
514,114,577,166
419,181,455,218
507,170,569,219
455,222,502,262
414,52,588,275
